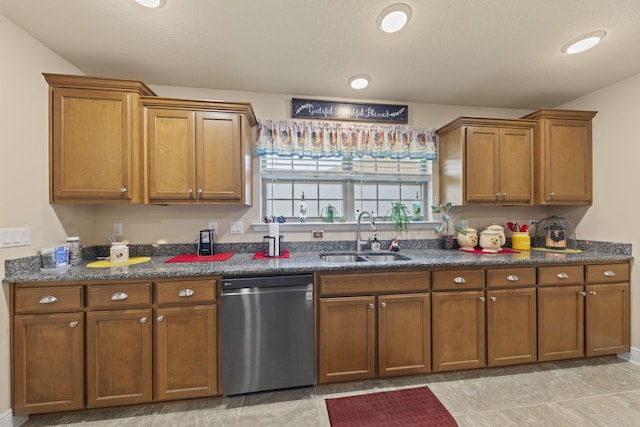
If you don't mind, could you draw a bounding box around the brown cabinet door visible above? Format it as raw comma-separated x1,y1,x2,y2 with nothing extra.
86,309,152,408
432,290,486,372
318,296,376,383
51,88,132,201
487,288,537,367
586,283,630,356
13,313,84,415
378,293,430,377
465,126,500,203
155,305,218,400
196,112,242,200
541,118,592,204
499,127,532,204
147,108,196,201
537,285,585,361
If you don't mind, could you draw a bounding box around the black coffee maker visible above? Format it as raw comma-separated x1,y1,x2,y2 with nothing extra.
197,229,214,256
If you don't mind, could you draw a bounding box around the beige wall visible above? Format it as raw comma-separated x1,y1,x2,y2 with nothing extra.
1,11,637,419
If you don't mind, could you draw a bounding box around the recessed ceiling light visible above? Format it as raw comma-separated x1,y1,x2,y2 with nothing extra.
349,75,371,90
134,0,166,8
561,31,606,54
377,3,412,33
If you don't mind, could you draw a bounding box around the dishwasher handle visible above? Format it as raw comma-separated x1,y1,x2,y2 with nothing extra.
221,274,314,290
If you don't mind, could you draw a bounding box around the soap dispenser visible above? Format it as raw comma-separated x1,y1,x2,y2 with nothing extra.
371,235,381,251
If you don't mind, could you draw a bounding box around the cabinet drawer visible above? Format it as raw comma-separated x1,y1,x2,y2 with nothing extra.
318,270,430,296
585,263,630,283
432,269,484,290
15,286,83,314
537,265,584,286
86,283,152,309
155,280,216,305
487,267,536,288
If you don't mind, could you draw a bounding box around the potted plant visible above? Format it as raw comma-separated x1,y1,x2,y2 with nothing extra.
387,201,410,232
431,202,465,249
321,204,338,223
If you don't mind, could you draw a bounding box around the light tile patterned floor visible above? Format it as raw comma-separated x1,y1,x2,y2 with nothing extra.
22,356,640,426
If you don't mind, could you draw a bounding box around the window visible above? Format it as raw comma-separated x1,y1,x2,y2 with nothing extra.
261,155,433,221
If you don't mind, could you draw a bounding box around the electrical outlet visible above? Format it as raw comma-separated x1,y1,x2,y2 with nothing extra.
528,219,536,228
230,221,243,234
112,223,123,236
208,222,218,233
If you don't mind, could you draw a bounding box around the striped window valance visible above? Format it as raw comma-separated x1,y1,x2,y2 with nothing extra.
255,119,437,160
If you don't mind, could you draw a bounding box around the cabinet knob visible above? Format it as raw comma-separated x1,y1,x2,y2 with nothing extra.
603,270,616,277
579,291,587,296
490,296,497,302
140,317,148,324
179,288,195,297
381,302,387,308
556,272,569,279
502,193,507,198
69,321,78,328
157,315,164,322
506,275,519,282
495,193,501,200
549,192,555,199
453,276,466,284
39,295,58,304
120,187,127,193
480,297,486,302
589,290,597,296
369,303,374,309
197,188,203,195
187,189,193,194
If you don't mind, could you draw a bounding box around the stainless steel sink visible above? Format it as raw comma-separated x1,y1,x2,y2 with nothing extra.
320,254,367,263
320,253,410,263
362,253,410,262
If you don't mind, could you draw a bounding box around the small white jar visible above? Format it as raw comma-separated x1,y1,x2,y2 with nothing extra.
457,228,478,251
110,242,129,263
480,230,502,253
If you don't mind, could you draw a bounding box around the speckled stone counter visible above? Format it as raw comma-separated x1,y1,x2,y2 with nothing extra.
3,239,633,284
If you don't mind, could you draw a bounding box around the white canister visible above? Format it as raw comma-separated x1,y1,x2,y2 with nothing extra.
457,228,478,251
110,242,129,263
486,224,506,247
480,230,502,253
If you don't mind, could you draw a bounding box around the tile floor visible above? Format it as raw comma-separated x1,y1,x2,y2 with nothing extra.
21,356,640,426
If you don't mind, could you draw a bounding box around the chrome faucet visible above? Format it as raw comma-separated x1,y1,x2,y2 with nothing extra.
356,211,376,252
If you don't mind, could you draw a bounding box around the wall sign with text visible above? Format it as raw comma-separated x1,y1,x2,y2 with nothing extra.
291,98,408,123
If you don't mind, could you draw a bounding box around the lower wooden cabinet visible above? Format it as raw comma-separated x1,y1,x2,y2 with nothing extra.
318,292,430,384
86,309,153,408
155,305,218,400
487,287,537,367
585,283,630,356
13,312,84,415
538,285,585,361
431,290,486,372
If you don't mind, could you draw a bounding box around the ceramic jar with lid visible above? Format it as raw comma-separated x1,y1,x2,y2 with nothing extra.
479,230,502,253
457,228,478,251
486,224,506,247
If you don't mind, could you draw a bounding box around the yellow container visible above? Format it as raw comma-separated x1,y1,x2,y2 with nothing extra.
511,232,531,251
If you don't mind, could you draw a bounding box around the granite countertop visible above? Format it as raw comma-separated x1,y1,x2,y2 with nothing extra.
3,244,633,284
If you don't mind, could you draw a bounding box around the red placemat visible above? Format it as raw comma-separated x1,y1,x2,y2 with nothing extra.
253,250,290,259
164,253,234,263
457,248,519,254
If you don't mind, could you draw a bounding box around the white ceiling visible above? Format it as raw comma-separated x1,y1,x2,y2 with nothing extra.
2,0,640,109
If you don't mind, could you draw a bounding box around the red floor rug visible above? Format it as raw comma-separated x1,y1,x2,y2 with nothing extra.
325,386,457,427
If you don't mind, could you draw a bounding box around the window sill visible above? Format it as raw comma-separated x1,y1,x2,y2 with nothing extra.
251,220,439,232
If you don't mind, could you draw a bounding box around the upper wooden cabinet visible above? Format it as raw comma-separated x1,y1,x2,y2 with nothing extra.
44,73,156,203
520,109,597,205
142,97,256,205
437,117,535,205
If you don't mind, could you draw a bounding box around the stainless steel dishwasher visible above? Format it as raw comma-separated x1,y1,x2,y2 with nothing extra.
221,274,315,395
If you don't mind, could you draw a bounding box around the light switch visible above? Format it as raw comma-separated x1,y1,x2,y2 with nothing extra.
230,222,243,234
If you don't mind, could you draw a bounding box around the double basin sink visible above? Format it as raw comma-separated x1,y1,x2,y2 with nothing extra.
320,252,410,263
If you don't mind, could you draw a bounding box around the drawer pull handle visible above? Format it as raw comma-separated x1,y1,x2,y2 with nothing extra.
579,291,587,296
480,297,486,302
557,273,569,279
507,275,519,282
369,303,374,309
39,295,58,304
453,276,466,284
111,292,128,301
490,296,497,302
179,289,195,297
589,290,598,296
140,317,148,324
157,315,164,322
69,321,78,328
381,302,387,308
603,270,616,277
